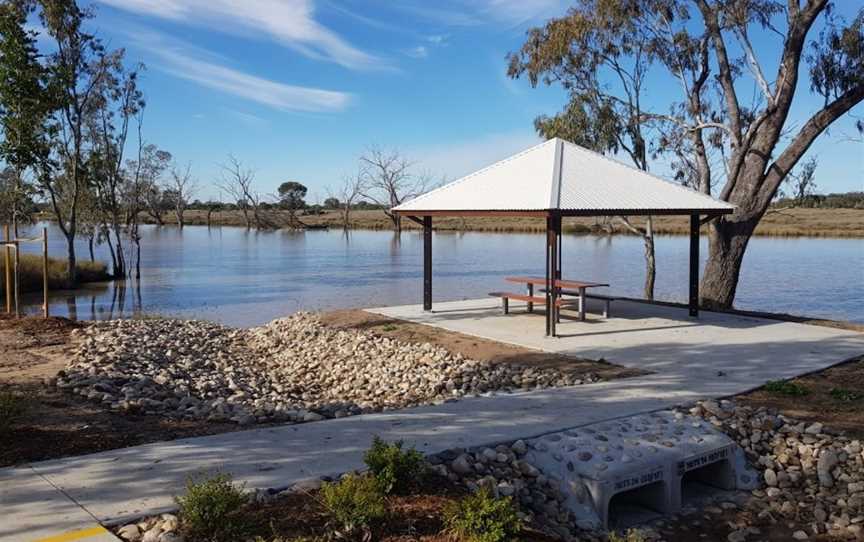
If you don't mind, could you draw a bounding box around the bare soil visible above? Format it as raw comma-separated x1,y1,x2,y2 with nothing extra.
736,354,864,439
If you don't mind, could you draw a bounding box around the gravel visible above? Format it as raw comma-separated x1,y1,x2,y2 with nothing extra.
56,313,596,425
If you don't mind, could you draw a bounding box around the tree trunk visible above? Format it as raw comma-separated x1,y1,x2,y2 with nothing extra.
642,217,655,301
342,206,350,229
88,234,95,262
66,232,78,286
700,215,757,309
206,209,213,228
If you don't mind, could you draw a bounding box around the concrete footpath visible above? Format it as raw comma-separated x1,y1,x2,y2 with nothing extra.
2,303,862,542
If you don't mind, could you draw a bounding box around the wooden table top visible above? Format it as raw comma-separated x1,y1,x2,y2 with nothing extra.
505,276,609,289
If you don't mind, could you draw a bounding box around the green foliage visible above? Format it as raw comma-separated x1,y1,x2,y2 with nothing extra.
319,473,387,535
175,472,250,542
829,387,863,402
363,436,426,494
277,181,308,211
763,380,809,397
443,487,523,542
0,390,29,434
0,254,109,293
380,324,397,332
608,529,647,542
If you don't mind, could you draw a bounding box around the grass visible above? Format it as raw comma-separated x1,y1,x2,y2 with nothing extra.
763,379,809,396
0,254,109,293
150,207,864,237
608,529,647,542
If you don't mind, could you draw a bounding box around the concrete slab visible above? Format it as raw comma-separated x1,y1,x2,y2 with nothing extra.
0,466,118,542
368,298,864,387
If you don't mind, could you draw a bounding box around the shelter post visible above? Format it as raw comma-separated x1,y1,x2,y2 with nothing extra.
423,216,432,311
689,213,700,317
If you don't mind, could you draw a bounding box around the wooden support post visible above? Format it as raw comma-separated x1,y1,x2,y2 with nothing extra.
545,216,551,336
423,216,432,311
43,227,49,318
4,224,10,315
689,213,700,317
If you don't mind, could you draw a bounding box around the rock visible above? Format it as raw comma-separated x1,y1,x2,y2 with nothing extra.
817,450,838,488
117,524,142,541
511,440,527,456
764,468,778,487
727,529,748,542
791,530,809,540
804,422,823,435
451,454,474,475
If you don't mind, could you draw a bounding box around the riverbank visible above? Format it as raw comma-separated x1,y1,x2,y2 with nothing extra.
0,254,109,294
167,207,864,237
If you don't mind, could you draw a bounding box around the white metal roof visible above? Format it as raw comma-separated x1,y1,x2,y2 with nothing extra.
394,138,735,215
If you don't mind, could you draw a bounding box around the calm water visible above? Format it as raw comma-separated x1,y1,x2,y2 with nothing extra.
15,223,864,326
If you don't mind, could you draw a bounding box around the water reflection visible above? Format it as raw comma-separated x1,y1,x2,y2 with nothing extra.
14,222,864,327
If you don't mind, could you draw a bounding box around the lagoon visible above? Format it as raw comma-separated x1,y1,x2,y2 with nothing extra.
16,223,864,326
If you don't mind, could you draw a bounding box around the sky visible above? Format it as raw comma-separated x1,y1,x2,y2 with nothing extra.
51,1,864,201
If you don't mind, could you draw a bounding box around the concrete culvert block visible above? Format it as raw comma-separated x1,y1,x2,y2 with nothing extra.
525,410,759,530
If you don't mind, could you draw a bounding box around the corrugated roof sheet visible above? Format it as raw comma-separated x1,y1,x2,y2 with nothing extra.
393,138,735,214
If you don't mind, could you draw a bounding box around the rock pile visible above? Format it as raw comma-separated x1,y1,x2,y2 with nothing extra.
429,441,582,541
684,399,864,539
56,314,593,425
116,513,181,542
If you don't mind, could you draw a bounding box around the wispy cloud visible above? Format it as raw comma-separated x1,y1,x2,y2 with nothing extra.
133,32,352,113
223,108,269,127
395,0,563,28
98,0,385,71
402,46,428,59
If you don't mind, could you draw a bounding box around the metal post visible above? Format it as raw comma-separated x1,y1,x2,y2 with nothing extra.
550,219,557,337
43,227,49,318
4,224,10,314
689,213,700,317
423,216,432,311
545,215,551,336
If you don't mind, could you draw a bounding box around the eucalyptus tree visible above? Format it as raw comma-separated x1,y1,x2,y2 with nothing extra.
508,2,660,299
0,1,52,236
509,0,864,309
38,0,120,285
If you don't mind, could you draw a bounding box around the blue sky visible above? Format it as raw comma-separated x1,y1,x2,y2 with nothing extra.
69,1,864,201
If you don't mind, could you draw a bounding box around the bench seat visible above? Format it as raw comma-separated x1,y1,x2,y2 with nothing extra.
488,292,562,314
539,289,616,318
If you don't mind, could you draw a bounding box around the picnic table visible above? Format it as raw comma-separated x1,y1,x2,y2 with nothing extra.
503,276,610,321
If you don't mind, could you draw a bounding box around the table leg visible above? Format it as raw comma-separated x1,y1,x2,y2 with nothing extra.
579,287,586,321
527,283,534,313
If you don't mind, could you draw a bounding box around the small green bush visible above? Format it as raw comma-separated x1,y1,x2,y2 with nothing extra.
608,529,647,542
363,436,426,494
320,473,387,535
175,472,250,542
381,324,397,332
763,379,808,396
443,487,523,542
0,390,29,434
829,387,863,402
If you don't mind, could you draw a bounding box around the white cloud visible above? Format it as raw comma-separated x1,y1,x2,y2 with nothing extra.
135,33,351,112
98,0,385,70
403,45,428,59
395,1,564,27
480,0,563,25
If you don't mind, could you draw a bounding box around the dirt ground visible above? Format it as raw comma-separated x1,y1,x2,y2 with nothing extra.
736,354,864,439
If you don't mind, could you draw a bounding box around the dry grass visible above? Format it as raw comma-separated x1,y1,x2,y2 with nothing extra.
168,207,864,237
0,254,109,293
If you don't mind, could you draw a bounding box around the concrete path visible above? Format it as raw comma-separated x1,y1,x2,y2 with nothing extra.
2,300,862,542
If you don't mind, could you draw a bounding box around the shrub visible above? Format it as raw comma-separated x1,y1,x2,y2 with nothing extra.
0,390,29,434
443,487,523,542
763,379,808,396
363,436,426,494
319,473,387,535
608,529,647,542
175,472,250,542
829,387,863,402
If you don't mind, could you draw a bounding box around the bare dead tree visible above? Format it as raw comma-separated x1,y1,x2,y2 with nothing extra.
358,146,432,232
333,171,363,230
168,162,197,228
217,155,259,229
